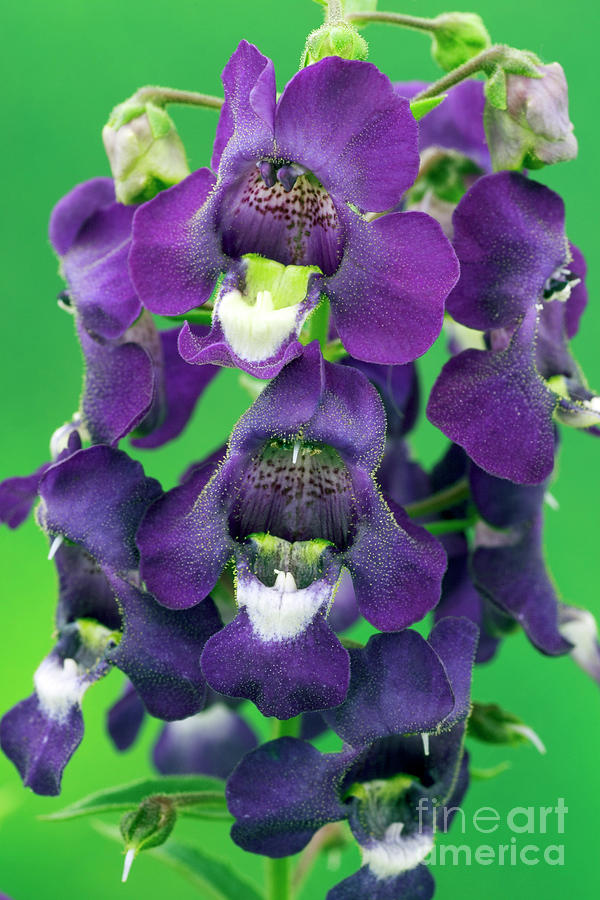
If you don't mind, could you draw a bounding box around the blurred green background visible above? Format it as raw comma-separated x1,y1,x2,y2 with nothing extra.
1,0,599,897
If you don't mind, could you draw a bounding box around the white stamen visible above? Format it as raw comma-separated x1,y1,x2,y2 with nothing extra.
510,724,546,755
273,570,298,593
544,491,560,511
122,848,136,883
292,440,301,465
421,733,430,756
47,535,64,561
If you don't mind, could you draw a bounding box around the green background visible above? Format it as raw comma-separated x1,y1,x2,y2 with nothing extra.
1,0,599,897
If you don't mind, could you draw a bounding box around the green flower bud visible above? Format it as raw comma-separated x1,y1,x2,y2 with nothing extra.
103,98,190,205
468,703,546,753
484,62,578,170
303,22,368,66
431,13,491,71
120,796,177,854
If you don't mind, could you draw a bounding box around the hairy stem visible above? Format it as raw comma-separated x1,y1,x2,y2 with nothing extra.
326,0,344,24
135,86,224,109
423,515,478,536
346,10,438,32
404,477,470,518
412,45,508,100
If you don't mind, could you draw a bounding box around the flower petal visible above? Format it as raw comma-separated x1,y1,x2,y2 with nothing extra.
227,737,352,856
326,209,459,365
275,58,419,212
129,168,221,315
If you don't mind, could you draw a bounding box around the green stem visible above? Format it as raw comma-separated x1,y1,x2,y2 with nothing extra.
345,10,439,32
423,515,478,536
163,307,214,326
270,716,301,740
266,856,291,900
135,85,224,110
412,45,507,100
265,717,300,900
404,477,470,518
326,0,344,24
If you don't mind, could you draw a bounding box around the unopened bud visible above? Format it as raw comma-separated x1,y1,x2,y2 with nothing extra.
120,795,177,863
431,13,491,71
484,62,578,170
468,703,546,754
303,22,368,66
103,98,190,205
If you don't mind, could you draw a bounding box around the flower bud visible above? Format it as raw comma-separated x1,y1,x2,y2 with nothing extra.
484,63,578,171
303,22,368,66
431,13,491,71
120,796,177,856
468,703,546,753
103,99,190,205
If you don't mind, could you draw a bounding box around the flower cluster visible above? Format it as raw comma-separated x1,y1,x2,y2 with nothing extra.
1,8,598,899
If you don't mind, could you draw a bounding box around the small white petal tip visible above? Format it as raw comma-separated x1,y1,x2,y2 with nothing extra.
122,848,136,883
511,724,547,755
47,535,64,561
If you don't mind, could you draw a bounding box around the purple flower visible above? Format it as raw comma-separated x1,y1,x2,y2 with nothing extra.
49,178,218,447
428,172,596,484
137,344,447,718
129,41,459,377
226,618,477,898
0,446,222,795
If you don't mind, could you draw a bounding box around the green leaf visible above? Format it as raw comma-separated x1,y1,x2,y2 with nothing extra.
409,94,446,121
153,840,265,900
42,775,228,821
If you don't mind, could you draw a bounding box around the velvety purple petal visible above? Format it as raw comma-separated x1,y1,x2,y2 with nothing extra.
427,617,478,726
153,704,257,779
327,865,435,900
378,438,430,509
434,556,502,665
328,569,360,633
129,168,222,316
343,360,420,439
323,630,455,746
48,177,115,256
201,606,350,719
275,58,419,212
38,445,161,573
565,243,588,339
473,516,571,655
469,463,547,527
59,196,140,339
107,573,222,720
427,308,557,484
132,326,219,448
78,321,155,445
137,463,233,609
447,172,568,330
106,683,146,752
346,491,447,631
0,693,84,796
304,356,386,472
54,542,122,632
213,41,276,174
229,342,324,454
0,463,49,529
396,79,489,172
227,737,351,856
326,208,459,364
